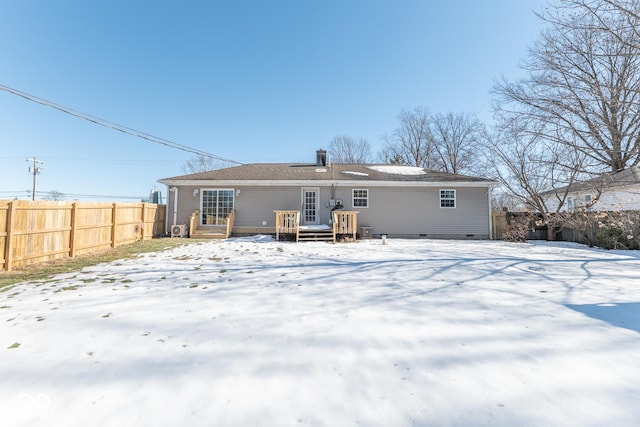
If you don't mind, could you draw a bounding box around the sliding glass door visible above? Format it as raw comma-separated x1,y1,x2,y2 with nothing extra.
201,189,234,225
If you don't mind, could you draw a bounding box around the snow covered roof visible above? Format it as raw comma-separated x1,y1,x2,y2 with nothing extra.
160,163,495,186
367,165,426,175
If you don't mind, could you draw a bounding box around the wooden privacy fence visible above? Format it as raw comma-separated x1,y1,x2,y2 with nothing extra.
491,211,508,240
0,200,166,271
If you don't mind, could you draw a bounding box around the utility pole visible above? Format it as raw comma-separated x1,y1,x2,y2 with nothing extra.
26,157,44,201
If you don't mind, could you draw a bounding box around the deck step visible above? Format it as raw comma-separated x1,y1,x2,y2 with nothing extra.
298,230,334,242
190,232,227,239
191,226,228,239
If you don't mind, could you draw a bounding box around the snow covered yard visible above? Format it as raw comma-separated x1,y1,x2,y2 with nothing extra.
2,237,640,426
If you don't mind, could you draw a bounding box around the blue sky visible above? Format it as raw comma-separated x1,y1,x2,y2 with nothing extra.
0,0,546,201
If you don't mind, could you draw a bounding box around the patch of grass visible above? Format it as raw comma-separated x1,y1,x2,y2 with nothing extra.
101,278,116,284
56,285,79,292
0,238,201,292
8,342,20,349
102,312,112,318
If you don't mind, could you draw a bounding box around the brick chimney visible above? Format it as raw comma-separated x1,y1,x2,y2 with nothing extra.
316,149,327,167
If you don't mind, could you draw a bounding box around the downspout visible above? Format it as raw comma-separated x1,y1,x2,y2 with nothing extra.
164,184,171,235
487,186,493,240
170,187,178,226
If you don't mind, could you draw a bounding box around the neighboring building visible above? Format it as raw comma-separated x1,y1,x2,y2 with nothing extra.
543,167,640,212
158,150,497,239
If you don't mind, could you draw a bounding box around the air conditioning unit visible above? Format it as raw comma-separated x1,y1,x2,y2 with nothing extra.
171,224,188,237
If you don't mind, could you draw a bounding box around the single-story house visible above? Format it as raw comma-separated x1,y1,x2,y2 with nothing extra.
542,167,640,212
157,150,497,240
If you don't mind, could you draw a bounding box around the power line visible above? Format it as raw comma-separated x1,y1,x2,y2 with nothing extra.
0,84,243,165
52,192,145,200
0,190,146,200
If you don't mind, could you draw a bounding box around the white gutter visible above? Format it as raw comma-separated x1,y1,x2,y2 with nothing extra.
158,179,497,188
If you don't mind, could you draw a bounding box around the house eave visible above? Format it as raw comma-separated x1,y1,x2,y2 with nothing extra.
157,179,497,188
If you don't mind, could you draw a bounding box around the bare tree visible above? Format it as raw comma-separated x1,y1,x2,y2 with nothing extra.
381,108,488,174
377,150,405,165
381,107,436,169
328,135,372,164
491,190,521,212
45,190,64,201
552,0,640,49
181,154,228,174
494,0,640,172
430,112,484,175
485,117,593,240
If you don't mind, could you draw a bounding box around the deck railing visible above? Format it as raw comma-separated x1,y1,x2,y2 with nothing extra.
189,210,235,239
274,210,359,242
225,210,235,238
274,210,300,241
189,210,200,237
332,210,359,241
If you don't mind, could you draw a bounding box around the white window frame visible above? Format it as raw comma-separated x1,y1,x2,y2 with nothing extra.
201,188,234,226
352,189,369,208
439,189,456,209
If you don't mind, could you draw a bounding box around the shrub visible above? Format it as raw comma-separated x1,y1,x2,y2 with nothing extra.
594,226,639,250
502,213,533,243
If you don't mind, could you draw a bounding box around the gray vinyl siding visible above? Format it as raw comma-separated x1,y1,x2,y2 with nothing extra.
233,186,340,226
234,186,305,227
171,184,491,238
334,186,490,238
166,186,201,230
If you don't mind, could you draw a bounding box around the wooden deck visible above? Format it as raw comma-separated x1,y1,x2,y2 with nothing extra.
189,210,235,239
274,210,359,243
185,209,357,242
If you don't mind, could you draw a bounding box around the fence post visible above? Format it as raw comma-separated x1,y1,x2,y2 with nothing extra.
69,202,78,258
4,201,15,272
111,203,117,248
141,203,147,241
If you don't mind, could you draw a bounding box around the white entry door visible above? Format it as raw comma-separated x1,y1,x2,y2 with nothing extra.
301,188,320,225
